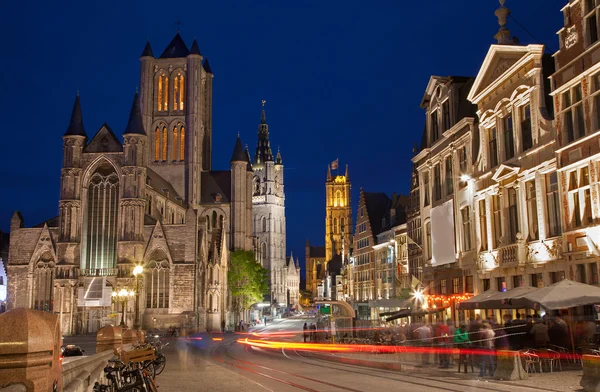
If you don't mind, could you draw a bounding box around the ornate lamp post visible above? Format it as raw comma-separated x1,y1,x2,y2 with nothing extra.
112,288,135,326
133,265,143,329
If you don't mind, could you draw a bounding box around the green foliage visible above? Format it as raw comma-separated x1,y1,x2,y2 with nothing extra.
228,250,269,312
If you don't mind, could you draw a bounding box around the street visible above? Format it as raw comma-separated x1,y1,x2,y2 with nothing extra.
153,317,569,392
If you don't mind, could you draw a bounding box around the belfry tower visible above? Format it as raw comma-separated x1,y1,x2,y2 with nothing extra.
325,164,352,264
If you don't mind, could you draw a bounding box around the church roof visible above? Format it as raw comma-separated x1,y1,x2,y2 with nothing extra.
123,93,146,135
230,135,247,163
201,171,232,204
203,58,213,74
326,254,343,275
140,41,154,58
189,39,201,55
85,123,123,153
33,216,59,228
363,191,391,238
308,246,325,258
64,94,86,137
159,33,189,58
146,167,184,205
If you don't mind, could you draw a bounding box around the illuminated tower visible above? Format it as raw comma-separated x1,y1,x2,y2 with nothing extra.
325,165,352,264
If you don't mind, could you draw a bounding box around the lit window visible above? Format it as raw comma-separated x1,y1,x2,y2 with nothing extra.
173,126,179,161
568,166,592,228
162,126,167,161
180,126,185,160
492,194,502,248
546,172,561,237
145,260,170,309
174,73,185,111
526,180,539,240
154,127,160,161
157,74,169,111
478,199,488,251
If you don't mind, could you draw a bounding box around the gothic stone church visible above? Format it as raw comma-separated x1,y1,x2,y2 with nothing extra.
5,34,264,334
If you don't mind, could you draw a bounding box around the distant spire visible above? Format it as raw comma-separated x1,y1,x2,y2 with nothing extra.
245,144,253,172
64,93,87,137
261,99,267,124
254,100,273,166
203,58,213,74
230,134,246,163
327,164,332,181
123,92,146,135
189,38,201,55
494,0,517,44
141,40,154,58
275,146,282,165
345,164,349,179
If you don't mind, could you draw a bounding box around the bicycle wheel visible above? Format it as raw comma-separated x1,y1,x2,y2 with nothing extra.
145,375,159,392
144,361,156,379
154,355,166,376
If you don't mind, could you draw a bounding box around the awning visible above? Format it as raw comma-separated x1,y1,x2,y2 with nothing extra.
368,298,412,308
510,279,600,310
456,290,499,310
385,307,448,322
460,286,538,310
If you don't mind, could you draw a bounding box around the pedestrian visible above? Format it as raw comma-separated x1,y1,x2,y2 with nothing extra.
221,320,226,333
303,323,308,343
264,316,267,326
239,320,244,332
454,324,471,373
310,323,317,342
479,323,495,377
436,321,450,369
530,317,549,348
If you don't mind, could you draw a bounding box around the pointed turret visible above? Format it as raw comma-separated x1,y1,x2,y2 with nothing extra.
203,58,213,74
275,147,282,165
189,38,201,56
64,93,86,137
254,100,273,166
230,134,246,163
159,33,189,58
245,145,253,172
327,164,332,181
345,164,349,179
140,41,154,58
123,93,146,135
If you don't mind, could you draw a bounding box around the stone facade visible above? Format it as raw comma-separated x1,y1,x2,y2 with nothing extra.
6,34,254,334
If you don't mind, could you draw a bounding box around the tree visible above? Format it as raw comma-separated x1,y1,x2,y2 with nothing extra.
228,250,269,313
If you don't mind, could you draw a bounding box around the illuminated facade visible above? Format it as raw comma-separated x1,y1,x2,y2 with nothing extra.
6,34,254,334
325,165,352,263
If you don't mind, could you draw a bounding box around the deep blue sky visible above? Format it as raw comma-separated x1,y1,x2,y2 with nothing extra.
0,0,564,279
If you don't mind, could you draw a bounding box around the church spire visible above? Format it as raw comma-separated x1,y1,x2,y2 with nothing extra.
123,92,146,135
275,146,282,165
230,134,246,163
254,100,273,166
494,0,518,44
64,93,87,137
140,40,154,58
345,164,349,179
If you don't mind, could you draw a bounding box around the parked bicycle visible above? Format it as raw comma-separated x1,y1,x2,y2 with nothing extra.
93,357,158,392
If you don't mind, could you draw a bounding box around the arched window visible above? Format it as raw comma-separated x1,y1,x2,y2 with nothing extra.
260,243,267,265
32,258,54,311
333,218,338,234
85,164,119,270
212,211,217,229
162,127,167,161
173,126,178,161
145,259,169,309
157,74,169,111
154,127,160,161
206,215,210,231
262,217,266,232
340,217,345,233
335,190,342,207
180,126,185,160
219,215,224,229
174,73,184,111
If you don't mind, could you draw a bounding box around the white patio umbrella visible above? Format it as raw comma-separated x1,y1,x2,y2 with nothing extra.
509,279,600,310
456,289,499,310
466,286,539,309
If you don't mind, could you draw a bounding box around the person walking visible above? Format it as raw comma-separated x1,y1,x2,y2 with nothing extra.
436,321,451,368
303,323,308,343
479,323,495,377
454,324,471,373
221,320,226,333
530,317,549,348
264,316,267,326
310,323,317,342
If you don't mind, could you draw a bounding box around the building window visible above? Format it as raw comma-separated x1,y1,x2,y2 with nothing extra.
426,221,432,259
145,260,170,309
440,279,447,295
508,188,519,243
482,278,491,292
461,206,472,251
445,156,453,196
157,74,168,111
433,164,442,201
550,271,565,284
431,110,439,143
333,218,338,234
459,146,467,185
452,277,460,294
442,100,451,132
592,73,600,131
479,199,488,251
492,194,502,248
154,127,160,161
521,105,533,151
262,217,267,232
489,127,498,168
162,126,167,161
578,264,588,284
546,173,561,237
531,273,543,288
592,263,599,284
504,114,515,160
33,264,54,311
173,72,185,111
585,0,599,46
180,126,185,160
568,166,592,228
423,172,430,207
512,275,523,288
563,84,585,142
173,126,179,161
526,180,539,240
497,276,506,292
465,276,474,293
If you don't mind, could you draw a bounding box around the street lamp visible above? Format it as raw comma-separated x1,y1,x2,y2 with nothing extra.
112,288,135,326
133,265,144,330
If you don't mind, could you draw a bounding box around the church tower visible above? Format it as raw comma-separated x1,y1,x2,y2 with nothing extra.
139,34,213,207
251,101,287,308
325,164,352,264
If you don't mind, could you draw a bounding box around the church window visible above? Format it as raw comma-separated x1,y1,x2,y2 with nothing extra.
206,215,211,231
335,190,341,207
173,127,179,161
341,217,345,233
32,261,54,311
180,126,185,160
145,259,169,309
262,217,267,232
85,164,119,271
212,211,217,229
219,215,224,229
154,127,160,161
333,218,338,234
162,127,167,161
157,74,169,111
208,294,214,311
174,73,185,111
260,243,267,265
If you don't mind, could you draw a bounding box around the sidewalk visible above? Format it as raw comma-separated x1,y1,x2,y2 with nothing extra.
304,351,582,391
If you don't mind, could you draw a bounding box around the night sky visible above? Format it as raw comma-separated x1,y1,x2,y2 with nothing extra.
0,0,564,280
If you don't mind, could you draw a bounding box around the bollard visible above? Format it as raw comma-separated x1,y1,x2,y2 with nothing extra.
494,350,528,381
136,329,146,344
0,308,63,392
96,325,123,353
122,329,138,345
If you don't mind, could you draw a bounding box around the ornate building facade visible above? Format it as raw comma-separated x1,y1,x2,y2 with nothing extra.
6,34,254,334
250,103,298,310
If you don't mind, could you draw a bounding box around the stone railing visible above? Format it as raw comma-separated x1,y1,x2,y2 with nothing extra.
79,268,119,277
62,350,114,392
498,244,519,266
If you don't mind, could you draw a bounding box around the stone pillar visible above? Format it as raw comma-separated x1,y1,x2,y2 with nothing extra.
122,329,138,345
96,325,123,353
0,309,62,391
